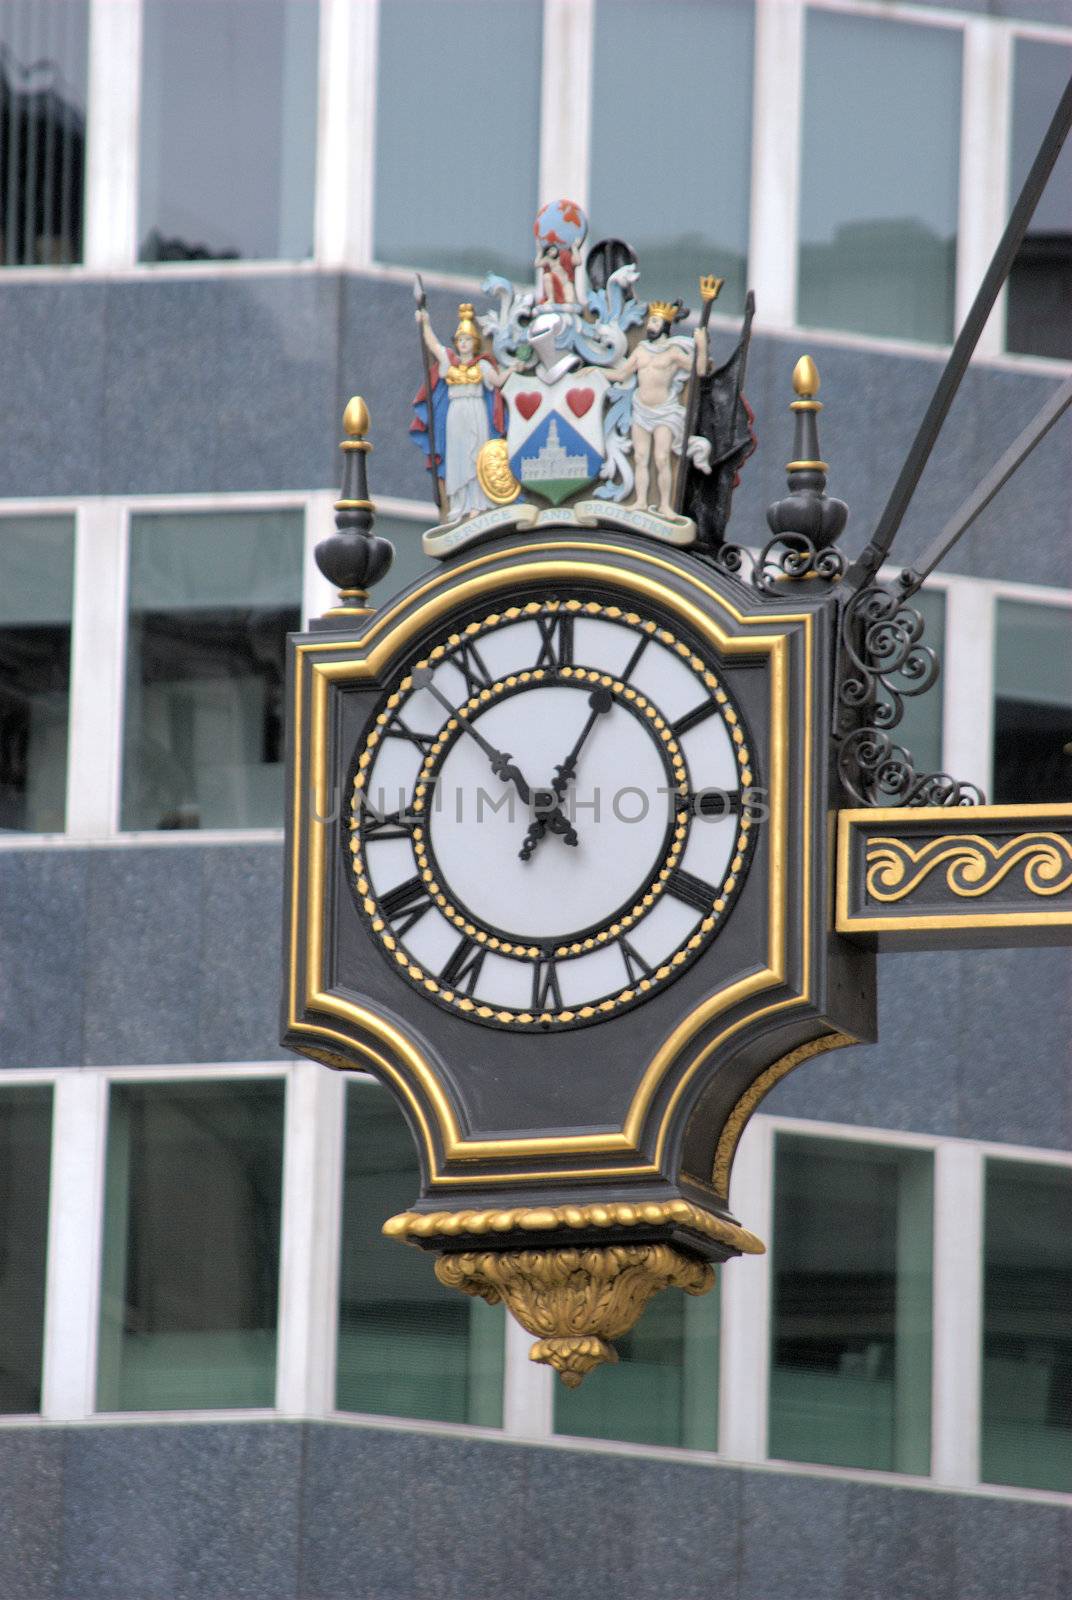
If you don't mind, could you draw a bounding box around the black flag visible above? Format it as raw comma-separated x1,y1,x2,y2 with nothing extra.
681,293,757,550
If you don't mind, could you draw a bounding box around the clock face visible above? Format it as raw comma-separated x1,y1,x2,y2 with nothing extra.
349,597,758,1030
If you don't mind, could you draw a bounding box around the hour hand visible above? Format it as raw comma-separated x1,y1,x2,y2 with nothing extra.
519,790,579,861
411,666,531,800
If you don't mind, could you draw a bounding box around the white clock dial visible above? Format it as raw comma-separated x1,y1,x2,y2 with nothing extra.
350,598,757,1029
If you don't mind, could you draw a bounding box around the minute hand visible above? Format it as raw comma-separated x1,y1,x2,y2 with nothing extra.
521,687,614,861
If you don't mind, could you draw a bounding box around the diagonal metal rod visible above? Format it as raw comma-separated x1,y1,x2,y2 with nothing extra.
898,374,1072,598
844,72,1072,592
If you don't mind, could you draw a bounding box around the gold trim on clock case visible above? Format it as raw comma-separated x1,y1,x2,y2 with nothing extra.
865,832,1072,902
287,537,813,1186
348,598,754,1028
383,1197,763,1253
711,1031,857,1197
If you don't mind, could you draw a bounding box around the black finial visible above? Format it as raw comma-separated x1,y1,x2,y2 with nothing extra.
313,397,394,626
766,356,848,548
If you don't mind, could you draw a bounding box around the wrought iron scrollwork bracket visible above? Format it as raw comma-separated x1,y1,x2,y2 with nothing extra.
833,579,983,809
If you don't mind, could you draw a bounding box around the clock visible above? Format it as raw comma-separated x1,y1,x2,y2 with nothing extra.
349,595,757,1029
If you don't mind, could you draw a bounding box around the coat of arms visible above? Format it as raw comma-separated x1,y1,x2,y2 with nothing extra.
410,199,756,556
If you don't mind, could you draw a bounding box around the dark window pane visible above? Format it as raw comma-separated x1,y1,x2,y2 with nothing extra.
0,0,87,266
993,600,1072,804
98,1080,285,1411
139,0,318,262
770,1134,933,1474
337,1083,504,1426
1007,40,1072,362
555,1274,719,1449
798,9,961,344
983,1160,1072,1493
377,514,435,603
374,1,542,283
121,511,302,831
0,515,74,832
588,0,753,307
0,1086,52,1414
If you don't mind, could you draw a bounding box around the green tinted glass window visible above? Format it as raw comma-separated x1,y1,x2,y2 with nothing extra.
0,516,75,832
555,1275,719,1449
0,1087,52,1414
1007,40,1072,362
982,1159,1072,1493
122,511,302,831
770,1134,933,1474
98,1079,285,1411
337,1083,504,1426
993,600,1072,804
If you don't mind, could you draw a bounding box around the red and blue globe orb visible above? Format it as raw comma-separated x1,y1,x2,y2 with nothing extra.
534,198,589,252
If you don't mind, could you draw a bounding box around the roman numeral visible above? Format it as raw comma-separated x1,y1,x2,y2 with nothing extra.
677,789,740,819
618,937,654,985
385,720,435,755
379,875,434,937
361,807,414,842
531,955,563,1012
620,634,650,683
534,612,574,670
451,640,493,697
665,867,717,913
671,700,720,737
440,935,486,997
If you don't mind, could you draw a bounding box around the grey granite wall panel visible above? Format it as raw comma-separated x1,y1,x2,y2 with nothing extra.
198,844,290,1062
0,1429,63,1600
0,272,1066,592
58,1422,302,1600
0,850,88,1068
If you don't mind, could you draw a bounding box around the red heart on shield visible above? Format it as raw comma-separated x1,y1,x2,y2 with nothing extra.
515,392,542,421
567,388,595,418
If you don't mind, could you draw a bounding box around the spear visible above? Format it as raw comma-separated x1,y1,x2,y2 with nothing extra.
673,274,724,515
413,274,449,520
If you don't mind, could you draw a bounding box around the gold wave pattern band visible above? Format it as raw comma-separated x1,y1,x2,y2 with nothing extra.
866,833,1072,903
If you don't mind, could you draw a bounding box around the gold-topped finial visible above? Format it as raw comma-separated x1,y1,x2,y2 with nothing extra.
343,395,370,439
792,355,820,399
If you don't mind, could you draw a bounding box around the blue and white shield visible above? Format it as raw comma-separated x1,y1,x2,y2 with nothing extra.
503,368,610,506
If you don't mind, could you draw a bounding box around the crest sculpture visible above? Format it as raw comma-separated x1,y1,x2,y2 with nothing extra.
284,125,1072,1387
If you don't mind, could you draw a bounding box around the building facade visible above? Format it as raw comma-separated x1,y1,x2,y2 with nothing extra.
0,1,1070,1595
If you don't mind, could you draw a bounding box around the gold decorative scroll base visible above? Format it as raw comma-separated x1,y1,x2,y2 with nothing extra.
435,1244,715,1387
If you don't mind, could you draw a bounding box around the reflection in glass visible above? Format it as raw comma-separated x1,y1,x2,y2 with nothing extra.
983,1160,1072,1493
0,1087,52,1414
993,600,1072,804
139,0,318,262
0,516,74,832
895,587,944,780
98,1080,285,1412
769,1135,933,1474
337,1084,504,1426
376,514,435,603
121,511,302,832
374,1,543,283
0,0,87,265
1007,41,1072,362
798,9,961,344
555,1275,718,1449
589,0,752,308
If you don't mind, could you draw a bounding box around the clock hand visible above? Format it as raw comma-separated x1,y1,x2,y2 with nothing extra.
519,687,613,862
409,665,577,847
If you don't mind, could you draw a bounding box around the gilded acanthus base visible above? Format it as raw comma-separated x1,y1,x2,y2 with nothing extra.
434,1243,715,1386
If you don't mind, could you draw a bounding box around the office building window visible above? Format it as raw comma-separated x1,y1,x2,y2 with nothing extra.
337,1083,504,1427
98,1079,285,1412
894,587,945,780
555,1277,719,1450
982,1158,1072,1494
121,510,302,832
798,9,961,345
374,0,543,283
0,0,87,265
376,514,435,603
1006,40,1072,362
992,599,1072,804
138,0,318,262
0,1086,52,1414
0,515,74,833
769,1134,933,1475
588,0,753,308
